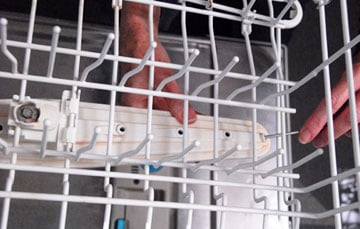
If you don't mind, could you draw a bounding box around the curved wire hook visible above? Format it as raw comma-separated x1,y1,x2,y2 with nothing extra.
226,62,279,101
191,144,241,172
261,149,324,179
154,140,200,168
156,49,199,91
47,26,61,78
80,33,115,82
0,18,18,73
75,127,102,161
226,149,283,175
191,56,239,96
118,41,157,87
115,134,154,163
260,34,360,105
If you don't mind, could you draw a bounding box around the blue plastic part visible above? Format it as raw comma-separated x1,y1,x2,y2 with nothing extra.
141,164,162,173
116,219,126,229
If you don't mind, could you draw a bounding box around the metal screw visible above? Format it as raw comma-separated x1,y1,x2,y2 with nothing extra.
21,107,33,119
16,103,40,123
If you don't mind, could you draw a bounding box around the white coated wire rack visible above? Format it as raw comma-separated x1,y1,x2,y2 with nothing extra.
0,0,359,228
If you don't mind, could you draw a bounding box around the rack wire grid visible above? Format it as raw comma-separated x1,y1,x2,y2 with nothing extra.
0,0,359,228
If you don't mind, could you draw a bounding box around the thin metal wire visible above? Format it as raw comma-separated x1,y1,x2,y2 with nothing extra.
0,19,18,74
47,26,61,78
2,39,296,87
317,2,341,228
339,0,360,215
2,189,360,220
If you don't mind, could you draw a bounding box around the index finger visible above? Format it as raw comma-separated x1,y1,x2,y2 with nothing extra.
298,64,360,144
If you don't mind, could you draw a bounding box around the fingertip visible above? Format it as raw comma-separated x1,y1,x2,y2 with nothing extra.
174,109,197,125
298,128,311,144
188,106,197,124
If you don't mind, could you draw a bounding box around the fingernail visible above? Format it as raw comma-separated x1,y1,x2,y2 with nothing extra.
188,115,196,124
299,128,311,144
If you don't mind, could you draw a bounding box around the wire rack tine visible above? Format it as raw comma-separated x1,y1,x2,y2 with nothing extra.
75,127,102,161
191,144,241,172
47,26,61,78
191,56,239,96
260,33,360,105
156,49,199,91
118,41,157,87
226,149,284,175
115,134,154,163
261,149,324,179
226,62,279,100
253,194,268,229
154,140,200,168
80,33,115,82
40,119,51,159
0,18,18,74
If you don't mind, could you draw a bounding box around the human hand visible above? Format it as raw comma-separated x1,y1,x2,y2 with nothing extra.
298,62,360,147
119,3,197,124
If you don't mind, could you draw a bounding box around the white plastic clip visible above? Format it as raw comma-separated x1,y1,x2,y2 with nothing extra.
119,42,157,87
112,0,122,9
192,56,239,96
115,134,154,163
40,119,51,159
47,26,61,78
241,20,253,36
314,0,332,8
80,33,115,82
156,49,199,91
206,0,213,9
0,18,18,73
154,140,200,167
191,144,241,171
75,127,101,161
261,149,324,178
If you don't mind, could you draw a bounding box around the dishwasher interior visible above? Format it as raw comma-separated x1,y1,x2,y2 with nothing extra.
0,0,359,228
